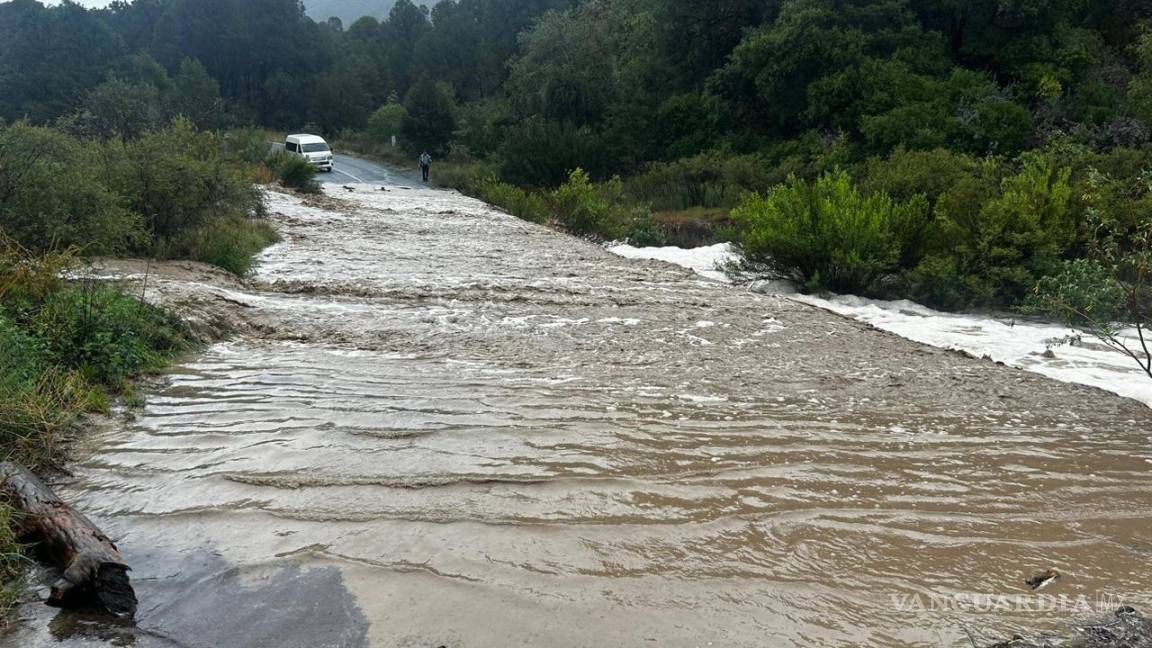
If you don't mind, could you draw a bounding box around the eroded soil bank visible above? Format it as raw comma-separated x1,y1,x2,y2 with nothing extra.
5,182,1152,647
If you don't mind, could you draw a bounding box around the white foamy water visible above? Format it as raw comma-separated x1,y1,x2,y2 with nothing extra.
607,243,1152,407
606,242,740,282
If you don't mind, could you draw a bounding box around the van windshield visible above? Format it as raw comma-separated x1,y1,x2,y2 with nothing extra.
302,143,330,153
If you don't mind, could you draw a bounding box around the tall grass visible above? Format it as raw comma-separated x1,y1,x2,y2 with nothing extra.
0,241,193,611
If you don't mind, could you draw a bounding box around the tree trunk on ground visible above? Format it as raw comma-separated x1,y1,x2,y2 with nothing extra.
0,462,136,618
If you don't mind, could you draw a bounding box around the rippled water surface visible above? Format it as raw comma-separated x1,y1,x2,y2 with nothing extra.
6,182,1152,648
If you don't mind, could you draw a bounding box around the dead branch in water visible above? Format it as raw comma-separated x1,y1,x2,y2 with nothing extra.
0,462,136,618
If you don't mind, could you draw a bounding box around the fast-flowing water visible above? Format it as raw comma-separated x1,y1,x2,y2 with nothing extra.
5,182,1152,648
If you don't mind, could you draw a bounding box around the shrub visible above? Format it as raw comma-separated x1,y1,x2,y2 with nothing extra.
367,103,408,147
0,122,141,255
860,148,984,203
165,216,280,276
471,169,655,242
732,170,930,294
26,285,187,388
0,316,86,459
548,170,647,240
625,209,667,247
1024,259,1129,324
626,151,773,211
475,175,549,224
913,153,1075,308
106,119,263,243
266,151,320,194
225,128,277,166
0,242,191,460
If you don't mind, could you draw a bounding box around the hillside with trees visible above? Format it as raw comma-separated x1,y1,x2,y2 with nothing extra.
0,0,1150,327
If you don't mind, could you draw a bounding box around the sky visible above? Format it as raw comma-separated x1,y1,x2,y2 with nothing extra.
28,1,116,6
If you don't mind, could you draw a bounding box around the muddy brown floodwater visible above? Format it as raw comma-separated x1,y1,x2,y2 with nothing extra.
5,183,1152,648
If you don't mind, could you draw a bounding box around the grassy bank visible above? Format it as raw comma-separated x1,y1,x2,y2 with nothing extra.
0,244,195,612
0,120,286,617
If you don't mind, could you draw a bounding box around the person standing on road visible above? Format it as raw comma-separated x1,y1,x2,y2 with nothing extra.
419,151,432,182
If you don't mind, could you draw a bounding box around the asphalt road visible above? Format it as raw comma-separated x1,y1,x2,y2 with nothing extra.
324,151,412,186
269,141,414,186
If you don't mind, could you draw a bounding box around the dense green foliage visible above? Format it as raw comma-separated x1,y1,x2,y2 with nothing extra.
0,245,190,464
2,0,1152,317
0,120,279,275
458,169,664,244
733,171,930,293
0,242,194,607
267,151,321,195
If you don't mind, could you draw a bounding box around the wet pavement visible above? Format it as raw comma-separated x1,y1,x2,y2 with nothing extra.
5,177,1152,648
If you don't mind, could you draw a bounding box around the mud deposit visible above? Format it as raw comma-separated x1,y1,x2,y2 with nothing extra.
6,184,1152,647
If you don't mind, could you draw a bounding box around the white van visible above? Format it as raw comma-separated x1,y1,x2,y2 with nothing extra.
285,134,333,172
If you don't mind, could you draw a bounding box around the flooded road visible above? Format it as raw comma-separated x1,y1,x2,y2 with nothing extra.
6,180,1152,647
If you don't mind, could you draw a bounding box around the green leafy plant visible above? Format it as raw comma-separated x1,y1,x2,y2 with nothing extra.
266,150,320,194
733,170,930,294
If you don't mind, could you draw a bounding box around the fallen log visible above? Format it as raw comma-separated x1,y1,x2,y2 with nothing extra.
0,462,136,618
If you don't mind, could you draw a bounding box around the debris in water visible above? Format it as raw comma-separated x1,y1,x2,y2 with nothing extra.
1025,568,1060,590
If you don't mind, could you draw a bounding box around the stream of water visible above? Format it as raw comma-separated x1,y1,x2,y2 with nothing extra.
5,185,1152,648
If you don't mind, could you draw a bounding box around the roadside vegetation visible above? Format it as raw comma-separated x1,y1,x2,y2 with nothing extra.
0,0,1147,409
0,117,282,611
0,242,194,610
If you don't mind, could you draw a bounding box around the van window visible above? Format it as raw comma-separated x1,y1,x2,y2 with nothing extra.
302,143,330,153
286,142,297,152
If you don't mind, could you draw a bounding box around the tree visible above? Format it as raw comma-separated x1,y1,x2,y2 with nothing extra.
713,0,950,137
382,0,431,96
167,59,223,128
368,102,408,146
0,0,125,123
1030,167,1152,379
400,78,456,154
655,0,769,89
83,78,164,139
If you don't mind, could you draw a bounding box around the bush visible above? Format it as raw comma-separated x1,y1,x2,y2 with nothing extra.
266,151,320,194
626,151,774,211
1024,259,1129,324
912,153,1075,308
0,243,191,462
860,148,984,203
471,169,657,242
0,315,85,456
732,170,930,294
548,170,651,240
368,103,408,147
475,175,549,224
225,128,277,166
106,119,264,242
0,122,141,255
165,216,280,276
625,209,667,247
24,285,186,388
